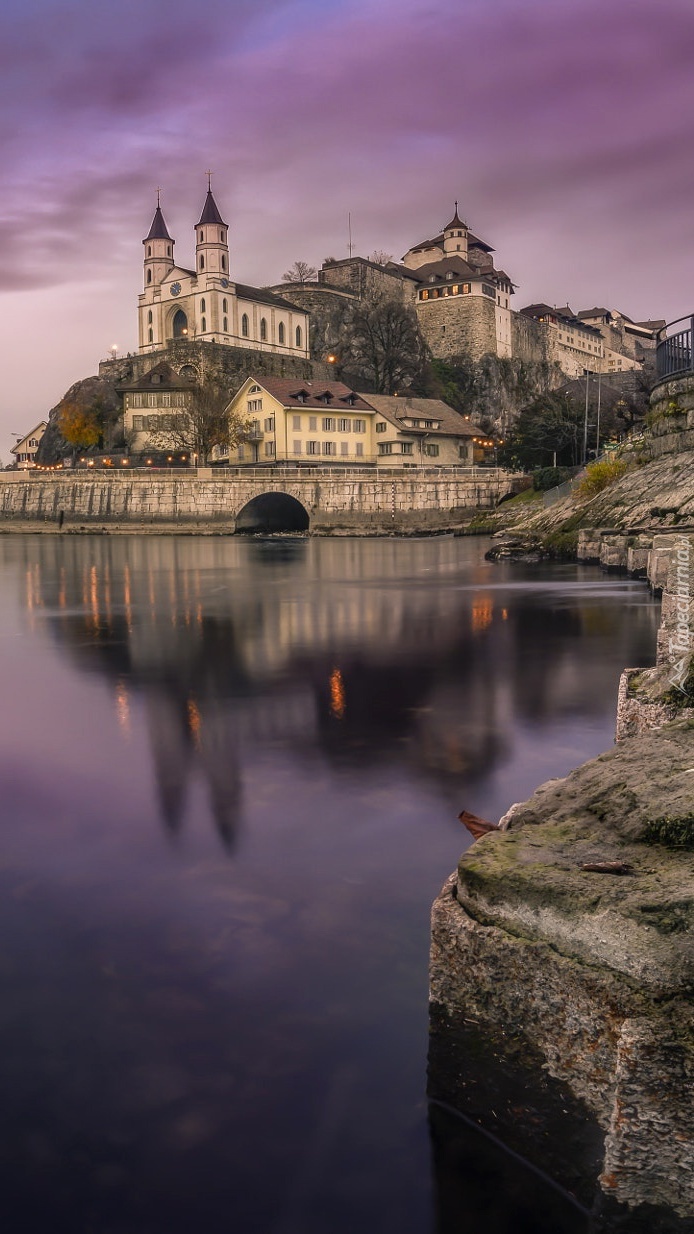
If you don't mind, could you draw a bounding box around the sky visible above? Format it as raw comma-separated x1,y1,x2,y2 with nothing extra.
3,0,694,455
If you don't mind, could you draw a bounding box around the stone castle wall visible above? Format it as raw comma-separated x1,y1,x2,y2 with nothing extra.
417,295,498,361
98,338,325,390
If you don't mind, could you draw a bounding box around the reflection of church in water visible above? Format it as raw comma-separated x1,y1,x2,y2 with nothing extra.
16,536,659,849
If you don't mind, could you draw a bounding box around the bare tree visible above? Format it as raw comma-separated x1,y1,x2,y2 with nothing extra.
369,250,393,266
147,381,249,464
344,294,429,394
282,261,317,284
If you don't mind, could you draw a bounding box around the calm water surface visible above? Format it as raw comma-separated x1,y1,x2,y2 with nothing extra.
0,535,660,1234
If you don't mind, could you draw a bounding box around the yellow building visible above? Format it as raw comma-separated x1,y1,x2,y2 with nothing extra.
11,421,48,469
224,378,377,466
362,395,477,466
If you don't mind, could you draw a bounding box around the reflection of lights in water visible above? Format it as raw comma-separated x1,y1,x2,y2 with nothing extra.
89,565,99,628
123,564,132,632
115,681,131,737
471,595,493,633
502,608,508,621
329,668,346,719
187,698,202,748
58,566,66,610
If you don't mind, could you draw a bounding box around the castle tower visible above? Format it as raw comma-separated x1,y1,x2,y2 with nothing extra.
442,203,468,260
194,179,230,279
143,195,175,288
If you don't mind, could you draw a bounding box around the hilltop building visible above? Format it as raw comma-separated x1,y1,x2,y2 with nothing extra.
138,184,310,362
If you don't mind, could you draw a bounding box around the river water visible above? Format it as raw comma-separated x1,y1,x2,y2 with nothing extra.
0,534,661,1234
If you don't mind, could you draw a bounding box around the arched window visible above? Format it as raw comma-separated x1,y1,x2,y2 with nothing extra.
147,245,151,257
147,269,152,284
148,328,153,343
223,316,228,332
199,255,204,270
221,255,227,272
201,298,206,313
278,322,285,344
260,317,267,341
296,325,302,348
172,309,188,339
220,230,224,242
199,230,203,242
167,245,171,257
222,298,228,312
147,310,152,324
201,316,206,332
242,313,249,337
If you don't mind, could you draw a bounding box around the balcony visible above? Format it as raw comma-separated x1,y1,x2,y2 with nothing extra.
656,315,694,381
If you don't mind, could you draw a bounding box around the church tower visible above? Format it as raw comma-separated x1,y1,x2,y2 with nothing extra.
194,180,230,278
143,195,175,288
442,203,469,261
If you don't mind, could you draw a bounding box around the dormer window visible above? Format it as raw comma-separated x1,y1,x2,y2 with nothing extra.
428,275,437,283
446,271,454,280
249,385,261,393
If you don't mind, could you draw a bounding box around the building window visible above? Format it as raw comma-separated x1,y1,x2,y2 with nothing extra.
221,255,226,271
353,419,366,433
199,230,203,242
425,443,440,457
401,442,413,454
264,416,275,432
378,442,393,454
278,322,285,344
309,416,317,431
201,298,206,313
376,421,387,433
132,394,143,408
161,393,171,406
306,441,319,455
237,444,245,461
296,326,302,348
147,269,152,283
338,418,350,432
201,317,206,332
147,393,157,407
340,442,349,456
199,256,205,270
292,415,301,430
458,445,469,459
260,318,267,341
147,310,152,324
355,442,364,457
222,298,228,312
222,316,228,332
248,399,262,413
249,385,261,393
133,416,144,431
293,441,302,454
148,328,153,343
147,245,151,257
241,314,249,337
322,417,335,431
167,246,171,257
322,441,336,456
264,441,275,457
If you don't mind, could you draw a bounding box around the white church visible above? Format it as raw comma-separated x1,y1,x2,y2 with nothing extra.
138,183,310,360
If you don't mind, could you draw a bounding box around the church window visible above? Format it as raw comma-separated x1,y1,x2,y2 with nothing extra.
148,310,153,323
223,316,228,332
167,246,171,256
199,256,205,270
221,255,227,271
172,308,188,338
278,322,285,344
222,298,228,312
201,316,206,332
260,317,267,341
220,230,224,242
201,298,206,313
242,313,249,337
199,231,203,242
296,326,302,348
148,328,153,343
147,269,152,283
147,246,151,257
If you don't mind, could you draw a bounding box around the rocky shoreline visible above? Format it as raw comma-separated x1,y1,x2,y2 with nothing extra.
429,535,694,1228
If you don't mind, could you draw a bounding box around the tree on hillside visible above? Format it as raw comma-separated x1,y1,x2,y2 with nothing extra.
369,250,393,266
342,294,429,394
58,399,104,454
146,380,249,464
498,393,584,470
282,261,317,284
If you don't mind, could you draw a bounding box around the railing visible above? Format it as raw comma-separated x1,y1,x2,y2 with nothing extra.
656,315,694,380
3,464,512,481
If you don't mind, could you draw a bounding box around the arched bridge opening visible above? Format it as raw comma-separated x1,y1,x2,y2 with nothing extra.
235,492,310,534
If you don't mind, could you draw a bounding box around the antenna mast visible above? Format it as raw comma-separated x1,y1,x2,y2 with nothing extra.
348,212,353,258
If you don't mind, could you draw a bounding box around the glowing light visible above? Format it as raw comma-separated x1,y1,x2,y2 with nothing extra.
471,595,493,633
329,667,346,719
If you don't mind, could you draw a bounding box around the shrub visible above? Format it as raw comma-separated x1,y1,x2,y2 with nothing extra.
532,466,572,492
574,457,629,499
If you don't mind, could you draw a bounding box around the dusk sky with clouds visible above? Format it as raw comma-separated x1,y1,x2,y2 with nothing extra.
3,0,694,453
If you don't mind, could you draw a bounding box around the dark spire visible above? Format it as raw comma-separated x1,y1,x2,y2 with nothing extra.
144,199,172,243
444,201,466,231
196,187,227,227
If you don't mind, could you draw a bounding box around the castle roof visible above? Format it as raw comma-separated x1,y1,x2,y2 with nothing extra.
145,205,172,242
407,229,494,257
196,189,227,227
412,255,500,284
444,206,467,231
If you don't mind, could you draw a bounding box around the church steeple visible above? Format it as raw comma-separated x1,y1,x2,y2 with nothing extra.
143,192,175,288
194,175,230,278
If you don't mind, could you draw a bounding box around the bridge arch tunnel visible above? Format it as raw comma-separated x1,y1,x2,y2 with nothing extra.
235,492,310,534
